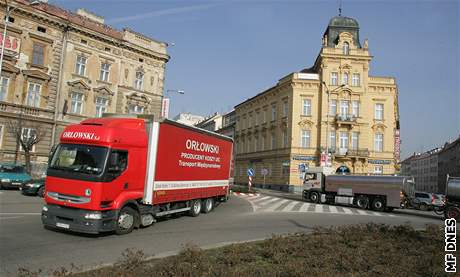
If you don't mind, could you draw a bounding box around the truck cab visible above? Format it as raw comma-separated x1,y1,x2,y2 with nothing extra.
302,167,334,203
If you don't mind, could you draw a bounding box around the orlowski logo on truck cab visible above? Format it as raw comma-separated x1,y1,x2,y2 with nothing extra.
62,131,101,141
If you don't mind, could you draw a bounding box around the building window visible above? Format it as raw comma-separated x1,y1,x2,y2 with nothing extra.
351,132,359,150
75,55,87,76
342,72,349,85
263,109,267,123
261,135,265,151
95,97,108,117
32,43,45,66
301,130,310,148
21,127,37,152
254,136,258,152
282,129,288,147
352,73,360,86
255,112,259,126
375,103,384,120
134,71,144,90
339,132,349,150
352,101,359,117
100,63,110,82
271,132,276,149
27,82,41,107
271,105,276,121
374,166,383,175
329,131,336,150
343,42,349,55
340,100,349,116
283,101,288,117
302,99,311,116
129,104,144,114
331,72,338,86
70,92,84,114
329,100,337,116
247,138,251,152
0,76,9,101
374,133,384,152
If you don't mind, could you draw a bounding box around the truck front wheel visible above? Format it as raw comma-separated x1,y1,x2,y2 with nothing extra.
445,206,460,220
309,192,320,203
116,207,137,235
189,199,202,217
371,197,386,212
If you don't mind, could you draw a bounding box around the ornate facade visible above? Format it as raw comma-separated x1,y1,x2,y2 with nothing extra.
234,16,400,192
0,1,169,169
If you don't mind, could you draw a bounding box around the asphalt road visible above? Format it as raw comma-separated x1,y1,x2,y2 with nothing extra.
0,189,443,276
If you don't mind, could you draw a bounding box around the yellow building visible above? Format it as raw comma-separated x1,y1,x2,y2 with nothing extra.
234,16,400,192
0,1,168,172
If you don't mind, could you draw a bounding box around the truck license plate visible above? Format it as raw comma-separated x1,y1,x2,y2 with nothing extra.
56,222,70,229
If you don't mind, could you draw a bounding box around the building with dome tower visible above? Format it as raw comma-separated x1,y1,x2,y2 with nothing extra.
233,15,400,192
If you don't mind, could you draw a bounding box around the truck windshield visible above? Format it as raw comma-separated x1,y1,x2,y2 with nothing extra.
49,144,108,175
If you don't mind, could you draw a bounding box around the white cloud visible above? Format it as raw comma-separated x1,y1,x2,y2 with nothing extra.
106,4,218,24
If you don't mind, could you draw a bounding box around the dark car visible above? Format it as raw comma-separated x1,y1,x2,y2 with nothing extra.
21,178,46,197
0,163,32,189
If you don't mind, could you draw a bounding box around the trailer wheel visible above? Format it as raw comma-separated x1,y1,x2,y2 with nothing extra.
445,206,460,220
189,199,202,217
309,192,320,203
371,197,386,212
355,195,369,209
202,198,214,213
116,206,137,235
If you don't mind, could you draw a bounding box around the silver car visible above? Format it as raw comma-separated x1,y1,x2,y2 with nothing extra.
412,191,443,211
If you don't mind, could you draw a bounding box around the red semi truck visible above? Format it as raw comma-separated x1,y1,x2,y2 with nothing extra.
42,115,233,235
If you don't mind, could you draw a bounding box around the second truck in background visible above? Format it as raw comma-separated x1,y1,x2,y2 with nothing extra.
302,167,414,212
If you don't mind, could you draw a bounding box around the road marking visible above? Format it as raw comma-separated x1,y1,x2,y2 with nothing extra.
0,213,41,215
263,199,290,212
329,205,338,213
234,193,400,218
0,216,24,220
258,197,281,207
281,201,299,212
356,209,368,215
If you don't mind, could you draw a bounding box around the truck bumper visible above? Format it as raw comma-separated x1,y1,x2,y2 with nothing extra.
41,204,118,234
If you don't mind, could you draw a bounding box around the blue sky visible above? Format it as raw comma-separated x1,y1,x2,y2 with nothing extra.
53,0,459,159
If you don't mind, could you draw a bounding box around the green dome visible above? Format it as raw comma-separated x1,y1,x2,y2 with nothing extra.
328,16,359,28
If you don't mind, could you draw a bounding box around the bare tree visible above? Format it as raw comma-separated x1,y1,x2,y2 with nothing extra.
7,120,47,174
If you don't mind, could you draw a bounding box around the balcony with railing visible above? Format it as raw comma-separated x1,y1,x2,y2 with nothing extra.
334,114,358,127
0,101,54,120
333,148,369,159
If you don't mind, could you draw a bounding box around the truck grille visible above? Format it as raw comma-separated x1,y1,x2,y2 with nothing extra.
47,191,90,204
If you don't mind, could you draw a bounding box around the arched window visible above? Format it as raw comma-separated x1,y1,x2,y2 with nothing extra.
343,42,349,55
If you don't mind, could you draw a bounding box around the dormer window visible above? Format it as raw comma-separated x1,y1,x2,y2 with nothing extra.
343,42,349,55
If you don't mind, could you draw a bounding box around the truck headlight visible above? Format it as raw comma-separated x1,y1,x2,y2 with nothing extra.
1,179,10,183
84,212,102,220
42,206,48,212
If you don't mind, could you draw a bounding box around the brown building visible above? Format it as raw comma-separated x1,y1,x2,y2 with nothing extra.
0,0,169,173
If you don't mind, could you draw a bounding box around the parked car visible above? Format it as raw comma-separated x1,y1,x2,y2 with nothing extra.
0,163,32,189
412,191,443,211
21,178,46,197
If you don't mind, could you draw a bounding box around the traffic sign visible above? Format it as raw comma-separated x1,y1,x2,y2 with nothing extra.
247,168,255,177
261,168,268,176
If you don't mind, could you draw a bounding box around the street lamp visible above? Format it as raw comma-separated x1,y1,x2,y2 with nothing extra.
0,0,41,76
322,81,345,166
161,89,184,119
